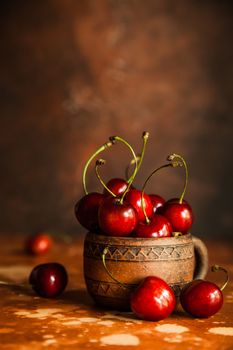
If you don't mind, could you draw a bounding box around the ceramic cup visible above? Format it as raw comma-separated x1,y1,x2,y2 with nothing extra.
83,232,208,309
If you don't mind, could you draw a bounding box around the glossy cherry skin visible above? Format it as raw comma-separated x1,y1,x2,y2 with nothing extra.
149,194,165,214
75,192,104,231
162,198,193,233
104,178,128,197
134,214,172,238
130,276,176,321
25,233,53,255
180,280,223,318
125,189,153,222
29,263,68,298
98,197,138,237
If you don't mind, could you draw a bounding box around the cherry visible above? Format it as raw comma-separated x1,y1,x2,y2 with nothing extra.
98,196,138,237
125,188,153,223
25,233,53,255
103,178,128,196
162,198,193,233
130,276,176,321
29,263,68,298
149,194,165,214
75,192,104,231
162,154,193,233
134,214,172,238
180,265,228,318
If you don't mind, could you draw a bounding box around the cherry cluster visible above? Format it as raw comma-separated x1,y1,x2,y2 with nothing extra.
75,132,193,238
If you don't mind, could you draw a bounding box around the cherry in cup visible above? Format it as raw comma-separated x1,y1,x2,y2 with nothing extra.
162,154,194,234
180,265,228,318
29,263,68,298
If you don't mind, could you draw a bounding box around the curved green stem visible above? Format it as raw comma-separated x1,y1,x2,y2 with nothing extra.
167,153,188,204
211,265,229,291
125,154,141,182
109,135,138,204
102,247,130,289
127,131,149,183
95,159,116,197
141,161,182,223
82,141,114,195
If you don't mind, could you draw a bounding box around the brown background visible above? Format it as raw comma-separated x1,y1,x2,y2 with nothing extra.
0,0,233,239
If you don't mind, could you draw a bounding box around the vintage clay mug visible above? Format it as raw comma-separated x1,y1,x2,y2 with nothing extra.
83,232,208,309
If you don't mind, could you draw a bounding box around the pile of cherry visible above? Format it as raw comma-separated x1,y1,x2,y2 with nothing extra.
75,132,193,238
1,132,227,322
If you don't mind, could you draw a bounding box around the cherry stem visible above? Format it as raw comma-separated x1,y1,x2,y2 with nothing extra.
95,159,116,197
167,153,188,204
125,154,141,182
0,281,28,288
82,141,114,195
141,161,182,224
127,131,149,183
109,135,138,204
211,265,229,291
101,247,131,290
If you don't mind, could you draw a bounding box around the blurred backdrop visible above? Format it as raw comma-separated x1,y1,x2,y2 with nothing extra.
0,0,232,239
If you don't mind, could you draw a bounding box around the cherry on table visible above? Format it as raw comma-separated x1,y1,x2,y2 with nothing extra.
29,263,68,298
130,276,176,321
25,233,53,255
180,265,228,318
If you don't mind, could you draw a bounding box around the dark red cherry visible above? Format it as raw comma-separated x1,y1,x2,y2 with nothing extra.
98,197,138,237
74,192,104,231
29,263,68,298
25,233,53,255
125,189,153,222
180,280,223,318
134,214,172,238
103,178,129,196
180,265,228,318
130,276,176,321
162,198,193,233
149,194,165,214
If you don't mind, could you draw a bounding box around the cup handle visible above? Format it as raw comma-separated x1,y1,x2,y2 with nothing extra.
192,235,209,280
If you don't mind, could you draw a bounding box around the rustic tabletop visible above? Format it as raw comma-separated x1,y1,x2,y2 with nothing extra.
0,233,232,350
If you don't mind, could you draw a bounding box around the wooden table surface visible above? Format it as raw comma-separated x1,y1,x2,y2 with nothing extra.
0,233,232,350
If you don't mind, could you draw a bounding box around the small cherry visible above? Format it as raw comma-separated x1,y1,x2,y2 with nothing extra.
75,192,104,231
29,262,68,298
125,189,153,223
103,178,128,196
25,233,53,255
149,194,165,214
180,265,228,318
130,276,176,321
162,154,194,233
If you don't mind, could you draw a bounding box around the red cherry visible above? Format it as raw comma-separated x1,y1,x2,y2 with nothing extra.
125,189,153,222
149,194,165,214
130,276,176,321
98,197,138,237
162,198,193,233
25,233,53,255
103,178,128,196
134,214,172,238
180,265,228,318
74,192,104,231
180,280,223,318
29,263,68,298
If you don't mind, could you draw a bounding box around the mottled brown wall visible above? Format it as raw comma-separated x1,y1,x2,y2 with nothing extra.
0,0,233,239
